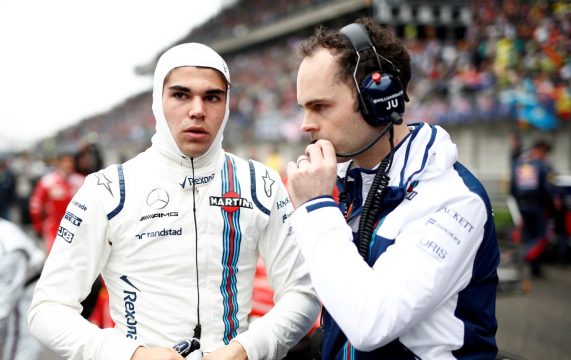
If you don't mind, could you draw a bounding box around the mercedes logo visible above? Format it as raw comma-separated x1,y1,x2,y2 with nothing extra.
146,188,169,209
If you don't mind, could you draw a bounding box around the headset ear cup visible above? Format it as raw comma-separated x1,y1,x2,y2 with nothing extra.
360,72,405,127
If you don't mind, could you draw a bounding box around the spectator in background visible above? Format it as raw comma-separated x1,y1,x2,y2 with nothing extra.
28,42,319,360
0,218,45,360
287,18,499,359
508,131,523,166
510,139,555,277
75,134,105,176
29,149,85,254
553,180,569,265
0,156,16,220
29,149,107,327
10,151,46,227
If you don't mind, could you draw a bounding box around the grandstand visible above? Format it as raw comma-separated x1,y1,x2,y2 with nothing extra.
39,0,571,209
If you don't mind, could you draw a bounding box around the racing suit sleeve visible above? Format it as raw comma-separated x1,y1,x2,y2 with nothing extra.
233,181,320,360
28,174,142,360
290,194,488,351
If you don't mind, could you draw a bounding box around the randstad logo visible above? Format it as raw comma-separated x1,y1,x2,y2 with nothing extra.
135,228,182,239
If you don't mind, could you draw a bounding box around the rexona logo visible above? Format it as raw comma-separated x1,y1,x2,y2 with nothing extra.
210,191,253,213
135,228,182,239
139,212,179,222
120,275,140,340
179,173,215,189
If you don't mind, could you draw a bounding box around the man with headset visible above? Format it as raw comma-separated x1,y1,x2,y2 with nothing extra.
286,18,500,359
28,43,319,360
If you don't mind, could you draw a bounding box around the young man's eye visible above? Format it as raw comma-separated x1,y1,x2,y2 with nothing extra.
174,92,187,100
205,94,221,102
313,103,325,111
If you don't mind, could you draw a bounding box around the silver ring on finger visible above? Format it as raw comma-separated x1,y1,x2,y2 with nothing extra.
296,156,309,167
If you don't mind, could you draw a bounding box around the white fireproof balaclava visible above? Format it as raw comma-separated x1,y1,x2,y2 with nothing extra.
150,43,231,168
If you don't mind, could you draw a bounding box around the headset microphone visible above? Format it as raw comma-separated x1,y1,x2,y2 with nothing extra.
335,112,402,158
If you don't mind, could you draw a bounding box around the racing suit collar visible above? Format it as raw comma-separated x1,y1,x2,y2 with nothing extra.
151,42,231,169
336,123,458,188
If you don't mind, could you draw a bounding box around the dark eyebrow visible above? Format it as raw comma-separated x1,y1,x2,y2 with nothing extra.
302,99,328,108
168,85,190,93
205,88,227,96
167,85,226,96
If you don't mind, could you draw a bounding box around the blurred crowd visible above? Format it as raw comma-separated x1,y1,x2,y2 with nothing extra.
33,0,568,156
406,0,570,129
187,0,336,43
2,0,570,187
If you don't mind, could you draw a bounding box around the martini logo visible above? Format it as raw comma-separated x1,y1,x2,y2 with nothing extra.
210,192,253,213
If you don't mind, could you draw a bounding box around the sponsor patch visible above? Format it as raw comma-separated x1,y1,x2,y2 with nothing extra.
210,192,253,213
57,226,74,243
135,228,182,239
417,237,447,261
282,211,293,223
64,211,82,226
179,173,215,189
437,207,474,233
146,188,169,210
120,275,140,339
139,212,179,222
425,217,461,245
72,200,87,211
277,197,291,210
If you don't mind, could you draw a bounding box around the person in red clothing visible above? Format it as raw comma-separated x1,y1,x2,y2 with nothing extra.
29,149,111,327
29,150,85,254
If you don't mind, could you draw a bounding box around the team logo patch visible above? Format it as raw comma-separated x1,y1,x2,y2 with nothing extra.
210,192,253,213
95,172,113,196
146,188,169,210
262,169,275,197
405,181,418,200
57,226,74,243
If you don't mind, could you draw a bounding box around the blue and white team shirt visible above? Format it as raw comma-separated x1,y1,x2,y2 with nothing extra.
292,123,499,359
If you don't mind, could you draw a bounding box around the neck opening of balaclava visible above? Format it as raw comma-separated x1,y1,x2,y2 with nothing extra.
150,42,231,169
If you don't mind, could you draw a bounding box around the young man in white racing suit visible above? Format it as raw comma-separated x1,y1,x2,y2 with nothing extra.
286,19,499,359
28,43,320,360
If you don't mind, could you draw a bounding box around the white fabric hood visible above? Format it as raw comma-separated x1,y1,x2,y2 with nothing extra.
150,43,231,168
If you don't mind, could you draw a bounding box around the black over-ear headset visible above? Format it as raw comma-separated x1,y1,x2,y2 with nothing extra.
339,23,406,127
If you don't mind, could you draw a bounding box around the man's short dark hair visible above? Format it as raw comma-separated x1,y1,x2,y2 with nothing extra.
298,17,411,108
